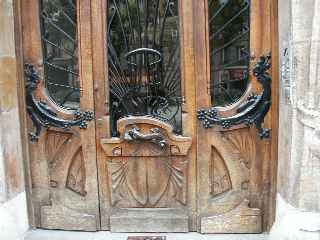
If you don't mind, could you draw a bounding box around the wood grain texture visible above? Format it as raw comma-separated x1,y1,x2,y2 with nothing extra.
21,0,100,231
179,0,198,231
19,0,278,233
100,117,192,231
96,0,198,231
90,0,111,230
12,0,36,227
210,146,232,197
201,199,262,234
195,0,277,233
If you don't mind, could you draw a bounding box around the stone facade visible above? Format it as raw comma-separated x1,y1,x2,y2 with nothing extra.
270,0,320,239
0,0,29,239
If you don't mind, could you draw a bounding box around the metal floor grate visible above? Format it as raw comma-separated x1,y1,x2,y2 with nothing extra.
128,237,166,240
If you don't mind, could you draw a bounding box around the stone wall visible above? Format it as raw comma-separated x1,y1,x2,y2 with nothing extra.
0,0,29,239
270,0,320,239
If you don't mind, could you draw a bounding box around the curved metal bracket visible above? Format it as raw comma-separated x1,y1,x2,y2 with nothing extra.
25,64,94,142
124,126,167,149
197,54,272,139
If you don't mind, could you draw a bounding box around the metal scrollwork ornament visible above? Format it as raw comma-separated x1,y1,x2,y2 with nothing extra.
25,64,94,142
197,54,272,139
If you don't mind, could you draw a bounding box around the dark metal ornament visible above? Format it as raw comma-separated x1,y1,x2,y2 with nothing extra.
107,0,182,137
124,126,167,149
25,64,94,142
197,54,272,139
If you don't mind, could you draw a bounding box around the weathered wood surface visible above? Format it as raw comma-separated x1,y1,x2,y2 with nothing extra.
21,0,100,231
19,0,278,233
194,0,278,233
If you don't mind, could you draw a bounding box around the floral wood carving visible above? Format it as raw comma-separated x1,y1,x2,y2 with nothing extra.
101,116,192,208
210,146,232,197
45,130,87,197
66,147,87,196
24,64,94,142
108,157,187,207
197,54,272,139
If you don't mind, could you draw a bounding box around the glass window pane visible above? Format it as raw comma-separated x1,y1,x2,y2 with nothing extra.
40,0,79,110
208,0,250,106
107,0,182,137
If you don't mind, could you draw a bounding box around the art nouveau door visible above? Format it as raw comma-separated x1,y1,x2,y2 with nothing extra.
97,0,197,232
96,0,277,233
22,0,277,233
22,0,101,231
195,0,277,234
22,0,197,232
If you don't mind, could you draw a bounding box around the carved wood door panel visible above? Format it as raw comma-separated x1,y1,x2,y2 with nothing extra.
195,0,278,234
21,0,277,233
100,117,192,232
97,0,197,232
22,0,100,231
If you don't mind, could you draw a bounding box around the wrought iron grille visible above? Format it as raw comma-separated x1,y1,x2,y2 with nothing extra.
40,0,79,110
107,0,182,137
208,0,250,106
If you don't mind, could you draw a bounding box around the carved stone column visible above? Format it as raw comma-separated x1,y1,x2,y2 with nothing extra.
270,0,320,239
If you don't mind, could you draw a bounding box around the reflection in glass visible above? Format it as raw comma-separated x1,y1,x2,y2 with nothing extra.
208,0,250,106
40,0,79,109
107,0,182,137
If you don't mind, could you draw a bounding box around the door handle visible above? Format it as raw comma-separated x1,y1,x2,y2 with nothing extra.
124,126,167,149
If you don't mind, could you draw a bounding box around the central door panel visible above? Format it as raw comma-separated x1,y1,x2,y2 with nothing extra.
96,0,197,232
101,117,191,232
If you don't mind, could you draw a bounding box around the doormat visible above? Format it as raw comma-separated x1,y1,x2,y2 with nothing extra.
128,237,166,240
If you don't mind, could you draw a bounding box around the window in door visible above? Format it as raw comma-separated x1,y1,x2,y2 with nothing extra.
107,0,183,136
208,0,250,106
40,0,80,110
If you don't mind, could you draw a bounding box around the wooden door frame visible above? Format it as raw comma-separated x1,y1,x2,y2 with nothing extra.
13,0,279,232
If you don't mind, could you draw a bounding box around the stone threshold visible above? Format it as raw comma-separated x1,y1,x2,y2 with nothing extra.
24,229,269,240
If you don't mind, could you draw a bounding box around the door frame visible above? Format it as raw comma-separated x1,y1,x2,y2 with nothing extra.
13,0,279,232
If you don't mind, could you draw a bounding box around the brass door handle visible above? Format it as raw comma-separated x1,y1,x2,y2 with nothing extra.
124,126,167,149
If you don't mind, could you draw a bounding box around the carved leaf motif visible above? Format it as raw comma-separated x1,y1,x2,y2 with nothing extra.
66,147,87,196
108,157,187,207
210,146,232,197
46,130,72,168
224,129,255,169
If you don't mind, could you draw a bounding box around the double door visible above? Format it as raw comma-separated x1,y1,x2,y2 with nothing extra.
22,0,277,233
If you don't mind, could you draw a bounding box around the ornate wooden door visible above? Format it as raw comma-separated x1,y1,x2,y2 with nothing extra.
195,0,278,234
21,0,277,233
97,0,197,232
22,0,100,231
